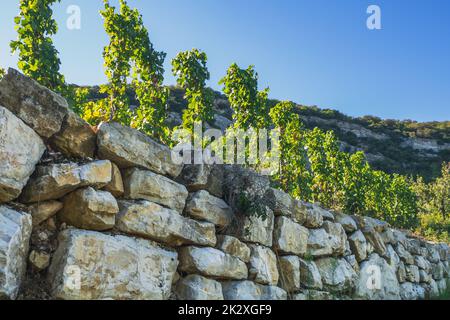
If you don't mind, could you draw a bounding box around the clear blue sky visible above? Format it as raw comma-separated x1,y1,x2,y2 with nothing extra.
1,0,449,121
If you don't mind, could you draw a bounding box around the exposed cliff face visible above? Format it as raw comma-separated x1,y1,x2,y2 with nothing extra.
1,69,449,301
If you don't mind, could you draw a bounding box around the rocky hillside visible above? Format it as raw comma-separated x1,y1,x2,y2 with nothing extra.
86,86,449,181
1,69,449,300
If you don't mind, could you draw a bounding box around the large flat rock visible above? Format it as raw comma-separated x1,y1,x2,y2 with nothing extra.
178,246,248,280
0,106,45,203
97,122,182,178
19,160,112,203
48,229,178,300
0,68,69,138
123,168,188,213
0,206,32,299
117,200,216,247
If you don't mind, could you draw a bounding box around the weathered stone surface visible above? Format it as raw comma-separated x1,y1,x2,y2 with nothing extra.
355,253,400,300
344,240,352,257
392,230,408,246
28,200,63,226
315,257,358,293
221,281,287,300
345,255,360,272
264,188,293,217
436,279,447,295
290,200,308,225
414,255,431,272
419,270,432,284
221,281,260,300
436,243,448,261
117,200,216,247
123,168,188,213
431,262,444,280
307,228,333,258
322,221,347,256
422,279,440,298
321,210,335,221
405,265,420,283
353,216,388,233
304,203,324,228
299,259,323,290
175,275,224,300
278,256,300,293
273,216,308,256
293,290,334,300
395,243,414,265
385,244,401,269
177,164,223,198
103,162,124,197
405,239,423,256
427,245,441,264
48,229,178,300
348,230,367,262
362,226,387,257
29,250,51,271
444,261,449,278
248,245,279,286
397,262,407,283
97,122,182,178
0,106,45,203
335,212,357,233
0,206,33,299
216,235,250,263
225,208,274,247
50,110,96,158
381,228,395,245
0,68,69,138
20,160,112,203
59,187,118,231
400,282,425,300
178,246,248,280
184,190,233,228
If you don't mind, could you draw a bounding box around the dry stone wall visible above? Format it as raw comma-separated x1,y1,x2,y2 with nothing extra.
0,68,449,300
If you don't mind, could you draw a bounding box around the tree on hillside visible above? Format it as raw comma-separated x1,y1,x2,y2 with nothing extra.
128,1,170,143
11,0,65,91
269,101,312,199
414,162,450,241
83,0,170,142
219,64,269,130
172,49,214,132
341,151,372,214
305,128,346,209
